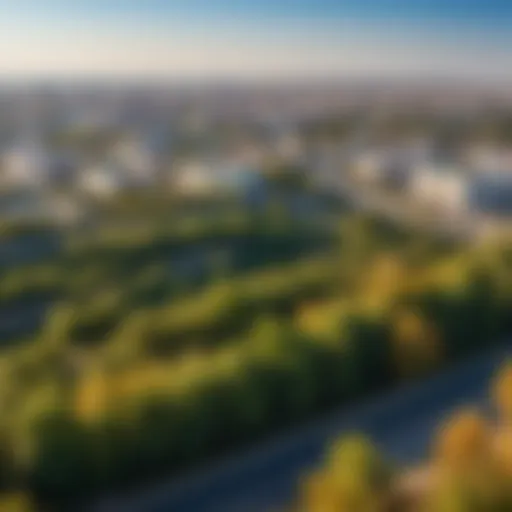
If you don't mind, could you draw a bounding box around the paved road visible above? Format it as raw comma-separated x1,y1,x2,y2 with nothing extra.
94,345,510,512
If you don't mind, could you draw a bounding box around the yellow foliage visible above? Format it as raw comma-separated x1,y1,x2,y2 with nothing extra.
392,309,442,378
422,254,471,291
299,471,343,512
0,493,33,512
492,426,512,476
433,408,490,471
74,368,110,423
299,469,385,512
362,254,407,299
295,298,347,339
102,347,239,407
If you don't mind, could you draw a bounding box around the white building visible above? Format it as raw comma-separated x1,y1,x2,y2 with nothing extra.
77,133,167,198
0,138,82,190
108,136,158,185
78,163,131,198
409,164,470,213
171,162,215,196
352,148,413,189
171,160,265,199
352,151,386,182
1,141,52,189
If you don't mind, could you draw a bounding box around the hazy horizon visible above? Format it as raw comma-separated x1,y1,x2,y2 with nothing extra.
2,0,512,82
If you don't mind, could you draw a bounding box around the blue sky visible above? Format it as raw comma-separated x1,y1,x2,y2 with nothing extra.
1,0,512,81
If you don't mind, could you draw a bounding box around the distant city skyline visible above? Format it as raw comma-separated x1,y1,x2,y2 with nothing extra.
2,0,512,82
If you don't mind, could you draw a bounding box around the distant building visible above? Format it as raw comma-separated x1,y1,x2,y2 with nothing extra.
78,132,169,198
78,163,131,198
0,139,80,190
108,135,159,184
229,143,268,169
352,149,411,189
409,164,470,213
464,145,512,173
352,151,386,182
468,172,512,216
275,132,303,162
171,160,267,201
0,188,84,225
1,140,52,188
171,162,213,196
49,152,82,187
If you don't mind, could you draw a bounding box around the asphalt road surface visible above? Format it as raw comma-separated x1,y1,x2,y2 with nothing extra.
94,345,510,512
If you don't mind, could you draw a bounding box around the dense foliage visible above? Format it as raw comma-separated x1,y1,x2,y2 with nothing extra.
0,198,507,510
298,360,512,512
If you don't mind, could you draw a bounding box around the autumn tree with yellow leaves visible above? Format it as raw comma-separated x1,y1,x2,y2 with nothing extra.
391,308,443,379
298,435,393,512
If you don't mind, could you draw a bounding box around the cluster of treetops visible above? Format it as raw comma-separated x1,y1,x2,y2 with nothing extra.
0,199,342,346
0,209,507,511
0,171,341,311
297,360,512,512
299,109,512,147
